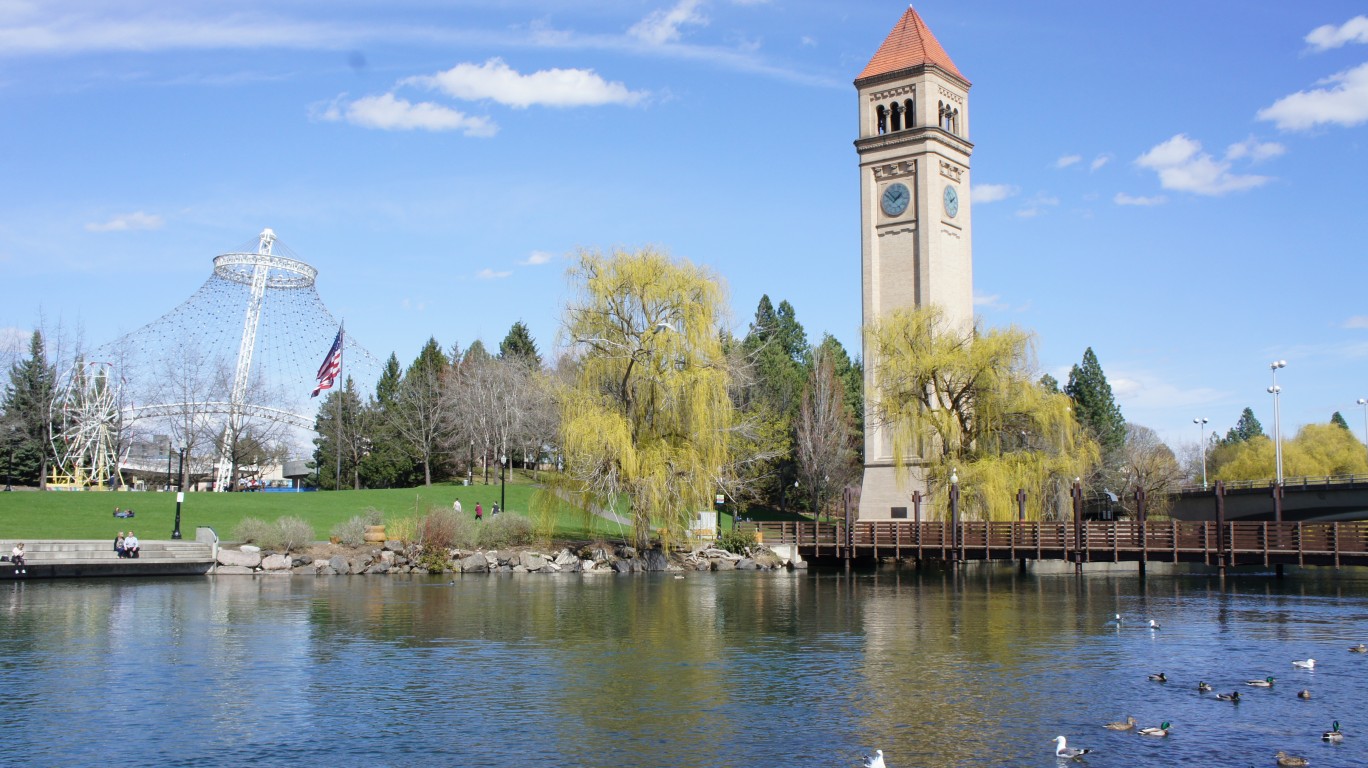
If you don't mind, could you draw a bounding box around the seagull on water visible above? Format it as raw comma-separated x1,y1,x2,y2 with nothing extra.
1103,716,1136,731
1275,751,1310,767
1104,613,1123,626
1137,721,1171,737
1323,721,1343,742
1053,735,1091,760
862,748,886,768
1246,676,1275,687
1148,619,1161,629
1292,658,1315,669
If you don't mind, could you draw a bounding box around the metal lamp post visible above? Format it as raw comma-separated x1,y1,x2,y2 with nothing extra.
1357,398,1368,453
172,444,186,539
468,439,474,486
500,453,507,514
167,442,174,492
1193,417,1209,489
1268,360,1286,485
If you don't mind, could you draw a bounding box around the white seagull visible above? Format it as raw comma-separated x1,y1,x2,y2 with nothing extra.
1104,613,1123,627
1292,658,1315,669
862,748,886,768
1053,735,1092,760
1148,619,1161,629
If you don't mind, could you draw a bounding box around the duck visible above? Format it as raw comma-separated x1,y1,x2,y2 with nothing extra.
1147,672,1167,682
1323,721,1343,742
1216,691,1241,702
1245,676,1275,687
1103,716,1136,731
1292,658,1315,670
1137,721,1171,737
1350,643,1367,653
1275,751,1309,767
862,748,886,768
1297,689,1312,700
1198,681,1213,692
1052,735,1091,760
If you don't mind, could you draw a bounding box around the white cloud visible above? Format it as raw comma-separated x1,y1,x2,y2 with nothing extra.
400,298,427,312
318,93,496,136
972,183,1017,204
1225,136,1286,162
1016,192,1059,218
1090,154,1112,172
630,0,708,45
1345,315,1368,329
521,250,555,266
800,36,816,47
973,293,1007,310
1306,15,1368,51
476,268,512,280
1258,62,1368,131
1134,134,1271,195
84,211,164,232
1114,192,1167,206
407,58,646,109
1055,154,1081,169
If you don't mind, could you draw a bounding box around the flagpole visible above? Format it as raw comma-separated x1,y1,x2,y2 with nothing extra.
335,321,344,491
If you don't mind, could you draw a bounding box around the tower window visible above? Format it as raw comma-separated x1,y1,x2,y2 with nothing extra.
889,101,903,132
876,104,887,135
903,98,915,128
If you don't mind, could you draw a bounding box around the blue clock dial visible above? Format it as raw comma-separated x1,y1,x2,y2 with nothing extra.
881,182,910,217
943,185,959,218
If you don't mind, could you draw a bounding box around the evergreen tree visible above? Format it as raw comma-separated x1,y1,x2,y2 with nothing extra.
1039,373,1061,394
463,339,492,367
1331,411,1351,431
1,331,57,487
390,338,453,485
358,353,415,488
499,321,541,365
1064,347,1126,456
1222,407,1264,444
312,378,365,489
739,295,809,507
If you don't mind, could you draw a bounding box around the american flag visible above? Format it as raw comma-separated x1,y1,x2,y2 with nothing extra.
311,327,344,397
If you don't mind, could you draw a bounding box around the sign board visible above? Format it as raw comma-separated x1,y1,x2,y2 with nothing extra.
715,494,725,505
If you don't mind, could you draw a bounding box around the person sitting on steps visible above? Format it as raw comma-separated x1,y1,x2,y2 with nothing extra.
115,531,126,558
123,531,140,559
11,542,27,572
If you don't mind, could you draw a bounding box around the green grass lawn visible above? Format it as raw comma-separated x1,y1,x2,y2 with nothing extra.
0,472,635,542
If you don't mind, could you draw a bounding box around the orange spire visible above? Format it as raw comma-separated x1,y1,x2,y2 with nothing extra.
857,6,967,84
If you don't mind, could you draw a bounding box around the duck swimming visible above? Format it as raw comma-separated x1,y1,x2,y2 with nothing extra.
1323,721,1343,742
1298,689,1312,700
1216,691,1241,702
1350,643,1367,653
1147,672,1167,682
1197,681,1212,692
1138,721,1171,737
1275,751,1309,767
1246,676,1275,687
1103,716,1136,731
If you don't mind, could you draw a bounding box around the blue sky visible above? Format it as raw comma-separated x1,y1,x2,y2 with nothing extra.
2,1,1367,453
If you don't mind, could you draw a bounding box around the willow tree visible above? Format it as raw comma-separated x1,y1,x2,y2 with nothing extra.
542,247,732,549
867,305,1096,520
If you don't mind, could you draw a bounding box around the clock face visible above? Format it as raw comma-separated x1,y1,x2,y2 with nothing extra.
881,182,910,217
943,185,959,218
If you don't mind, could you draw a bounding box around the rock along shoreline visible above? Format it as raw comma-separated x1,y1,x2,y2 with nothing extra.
214,541,807,576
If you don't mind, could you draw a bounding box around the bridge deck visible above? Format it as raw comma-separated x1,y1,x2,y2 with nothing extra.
743,520,1368,568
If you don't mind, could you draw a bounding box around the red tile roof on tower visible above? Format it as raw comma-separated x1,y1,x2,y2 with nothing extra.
857,6,967,84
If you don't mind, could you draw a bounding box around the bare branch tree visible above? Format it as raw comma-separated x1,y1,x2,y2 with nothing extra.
795,345,858,518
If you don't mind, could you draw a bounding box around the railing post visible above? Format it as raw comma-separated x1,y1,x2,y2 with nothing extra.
950,478,961,566
1135,487,1147,578
1273,482,1284,523
842,486,852,570
912,490,921,523
1016,488,1027,573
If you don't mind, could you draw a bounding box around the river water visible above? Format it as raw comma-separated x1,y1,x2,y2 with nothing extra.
2,565,1367,767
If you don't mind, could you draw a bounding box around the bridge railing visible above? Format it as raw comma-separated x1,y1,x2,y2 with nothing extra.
1176,473,1368,494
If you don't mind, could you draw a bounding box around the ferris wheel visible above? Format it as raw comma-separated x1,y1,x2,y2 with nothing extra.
49,361,124,489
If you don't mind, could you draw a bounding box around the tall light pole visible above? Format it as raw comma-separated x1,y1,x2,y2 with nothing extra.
172,444,186,539
1357,398,1368,454
500,453,507,514
468,439,474,487
167,441,174,492
1268,360,1287,485
1193,417,1209,489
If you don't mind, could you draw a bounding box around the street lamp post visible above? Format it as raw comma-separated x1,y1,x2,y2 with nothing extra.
1357,398,1368,454
500,453,507,514
167,442,174,493
1268,360,1287,485
468,439,474,487
172,444,186,539
1193,417,1209,489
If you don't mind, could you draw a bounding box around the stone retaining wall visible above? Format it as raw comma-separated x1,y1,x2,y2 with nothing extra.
214,542,806,575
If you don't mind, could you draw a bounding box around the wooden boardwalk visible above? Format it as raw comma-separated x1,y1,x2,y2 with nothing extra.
742,520,1368,569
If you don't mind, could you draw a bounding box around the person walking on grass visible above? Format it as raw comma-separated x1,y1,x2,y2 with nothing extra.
475,502,483,522
453,497,463,515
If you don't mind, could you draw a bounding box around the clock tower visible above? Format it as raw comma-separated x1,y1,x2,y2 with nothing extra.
856,7,974,520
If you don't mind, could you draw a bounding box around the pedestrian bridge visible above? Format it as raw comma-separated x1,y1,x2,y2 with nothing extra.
1169,475,1368,523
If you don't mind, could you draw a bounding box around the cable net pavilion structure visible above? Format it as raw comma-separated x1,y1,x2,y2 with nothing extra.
89,228,379,490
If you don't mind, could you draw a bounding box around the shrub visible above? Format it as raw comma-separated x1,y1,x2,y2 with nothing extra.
233,517,277,547
386,516,416,544
417,507,465,553
330,516,368,547
478,512,534,549
716,528,755,555
362,507,384,526
276,516,315,552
